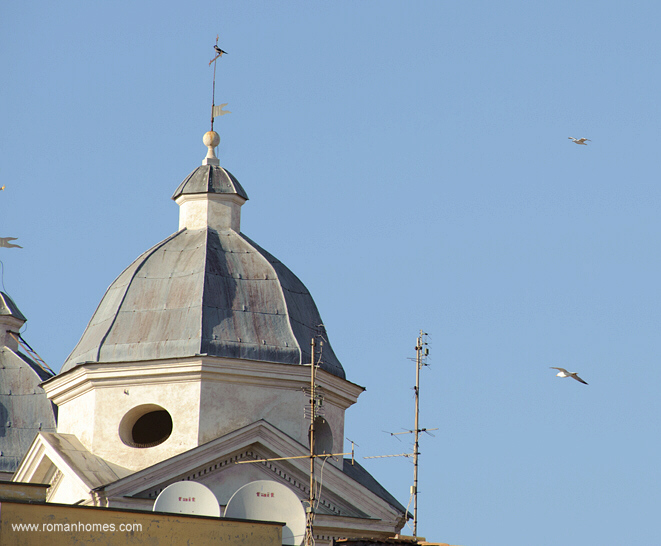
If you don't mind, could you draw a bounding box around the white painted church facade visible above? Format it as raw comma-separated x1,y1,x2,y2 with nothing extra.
12,132,407,544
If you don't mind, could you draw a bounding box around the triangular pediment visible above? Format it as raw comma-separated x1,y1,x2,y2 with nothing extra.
14,422,406,541
96,420,406,539
12,432,132,504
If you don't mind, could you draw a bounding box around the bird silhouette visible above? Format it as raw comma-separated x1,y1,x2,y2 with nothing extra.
568,137,591,145
214,45,227,56
550,367,588,385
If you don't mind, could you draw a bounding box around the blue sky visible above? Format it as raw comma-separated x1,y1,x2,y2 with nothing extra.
3,2,661,545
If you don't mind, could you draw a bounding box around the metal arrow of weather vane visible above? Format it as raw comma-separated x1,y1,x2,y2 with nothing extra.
209,35,231,132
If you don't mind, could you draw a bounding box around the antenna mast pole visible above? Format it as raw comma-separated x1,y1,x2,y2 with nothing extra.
363,331,433,538
236,335,356,545
306,338,316,546
413,330,429,538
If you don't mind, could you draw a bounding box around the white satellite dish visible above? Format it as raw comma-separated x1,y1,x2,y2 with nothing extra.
153,481,220,517
224,480,306,545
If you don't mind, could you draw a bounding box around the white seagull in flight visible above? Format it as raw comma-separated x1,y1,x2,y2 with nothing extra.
550,367,588,385
568,137,591,145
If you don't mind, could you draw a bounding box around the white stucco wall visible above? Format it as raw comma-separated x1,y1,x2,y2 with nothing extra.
198,380,308,444
176,194,244,232
54,378,202,472
90,381,202,471
47,358,357,474
55,389,97,451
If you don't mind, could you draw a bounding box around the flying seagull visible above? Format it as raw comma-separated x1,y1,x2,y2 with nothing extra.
550,367,588,385
568,137,591,145
214,45,227,56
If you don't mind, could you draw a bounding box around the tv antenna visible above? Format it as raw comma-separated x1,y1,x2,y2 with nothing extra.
364,330,436,538
235,337,356,546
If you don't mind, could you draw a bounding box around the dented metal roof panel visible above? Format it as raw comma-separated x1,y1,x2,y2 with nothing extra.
242,235,344,378
61,228,345,379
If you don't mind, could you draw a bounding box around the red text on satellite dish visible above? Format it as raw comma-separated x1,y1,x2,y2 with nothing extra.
256,492,274,497
179,497,196,502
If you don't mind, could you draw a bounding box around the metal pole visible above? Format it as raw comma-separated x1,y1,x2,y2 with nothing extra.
413,331,422,538
211,36,219,132
211,59,217,132
306,338,316,546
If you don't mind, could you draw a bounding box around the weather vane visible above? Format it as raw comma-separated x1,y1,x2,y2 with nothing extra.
0,238,21,249
0,186,22,249
209,35,230,132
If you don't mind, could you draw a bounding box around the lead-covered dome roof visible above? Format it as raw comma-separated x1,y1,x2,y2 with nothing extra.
61,150,344,379
0,292,57,475
172,164,248,200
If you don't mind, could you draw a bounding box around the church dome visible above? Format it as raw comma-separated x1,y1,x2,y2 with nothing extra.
0,292,57,476
172,164,248,201
61,133,344,379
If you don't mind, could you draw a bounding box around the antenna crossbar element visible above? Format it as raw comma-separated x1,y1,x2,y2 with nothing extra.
389,427,438,436
234,452,352,465
364,453,414,459
389,430,414,436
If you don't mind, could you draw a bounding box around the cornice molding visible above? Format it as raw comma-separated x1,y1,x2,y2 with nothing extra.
43,357,364,408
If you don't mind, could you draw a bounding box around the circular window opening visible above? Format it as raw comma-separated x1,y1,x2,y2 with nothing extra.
308,416,333,455
119,404,173,448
